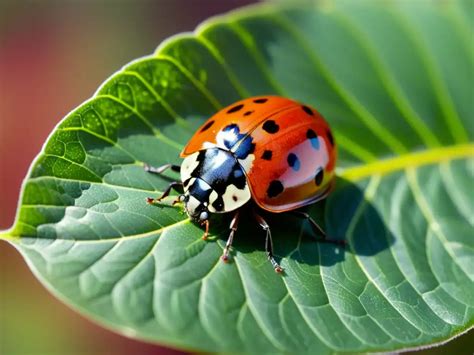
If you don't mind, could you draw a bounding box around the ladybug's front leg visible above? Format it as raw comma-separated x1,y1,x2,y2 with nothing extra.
144,163,183,205
146,182,183,204
253,211,283,274
144,163,181,175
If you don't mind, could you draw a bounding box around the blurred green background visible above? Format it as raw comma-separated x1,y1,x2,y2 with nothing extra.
0,0,471,354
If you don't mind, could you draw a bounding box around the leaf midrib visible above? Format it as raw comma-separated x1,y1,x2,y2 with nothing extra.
0,143,472,242
340,143,474,181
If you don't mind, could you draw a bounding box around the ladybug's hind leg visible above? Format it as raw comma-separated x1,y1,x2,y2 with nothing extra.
290,211,346,247
253,211,283,274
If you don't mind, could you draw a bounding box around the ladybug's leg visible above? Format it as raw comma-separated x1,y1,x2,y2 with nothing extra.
201,220,210,240
253,211,283,273
144,163,181,175
146,182,183,204
291,211,346,246
221,211,240,263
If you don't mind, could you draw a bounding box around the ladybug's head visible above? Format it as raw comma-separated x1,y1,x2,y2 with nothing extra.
180,192,209,223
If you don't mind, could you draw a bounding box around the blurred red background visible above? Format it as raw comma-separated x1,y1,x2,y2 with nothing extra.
0,1,471,354
0,1,256,354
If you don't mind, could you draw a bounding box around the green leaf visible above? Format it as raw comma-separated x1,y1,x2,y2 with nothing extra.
2,0,473,353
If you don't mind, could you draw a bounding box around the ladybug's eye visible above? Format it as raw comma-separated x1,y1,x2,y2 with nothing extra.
179,195,186,202
199,211,209,221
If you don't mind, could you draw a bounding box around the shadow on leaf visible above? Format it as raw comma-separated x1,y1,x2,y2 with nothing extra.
221,177,394,268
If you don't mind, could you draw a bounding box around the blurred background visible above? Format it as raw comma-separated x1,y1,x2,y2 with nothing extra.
0,0,471,354
0,1,258,354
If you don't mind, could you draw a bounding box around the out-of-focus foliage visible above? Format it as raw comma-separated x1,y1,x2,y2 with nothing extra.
1,0,473,353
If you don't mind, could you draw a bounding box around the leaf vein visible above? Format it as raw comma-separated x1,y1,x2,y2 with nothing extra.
232,260,289,351
392,6,468,143
334,11,441,148
405,168,471,279
275,13,407,155
347,176,425,335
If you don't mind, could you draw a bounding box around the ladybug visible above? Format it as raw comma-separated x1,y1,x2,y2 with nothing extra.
145,96,343,273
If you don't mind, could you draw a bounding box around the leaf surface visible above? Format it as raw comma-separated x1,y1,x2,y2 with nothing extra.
2,1,473,353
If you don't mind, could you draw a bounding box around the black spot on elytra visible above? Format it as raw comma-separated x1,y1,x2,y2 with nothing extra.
302,105,314,116
326,129,334,146
262,120,279,134
200,120,214,132
306,129,320,150
244,110,254,116
287,153,300,171
227,104,244,114
267,180,284,198
254,98,268,104
306,129,317,139
248,143,256,154
261,150,272,160
315,168,324,186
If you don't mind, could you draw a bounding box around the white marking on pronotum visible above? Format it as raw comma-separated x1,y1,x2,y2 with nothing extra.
222,183,251,211
216,128,238,151
238,154,255,172
208,184,250,213
202,141,218,150
180,152,200,184
207,190,220,213
183,178,196,193
186,195,201,216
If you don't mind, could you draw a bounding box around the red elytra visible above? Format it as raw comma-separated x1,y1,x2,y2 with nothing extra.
146,96,343,273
